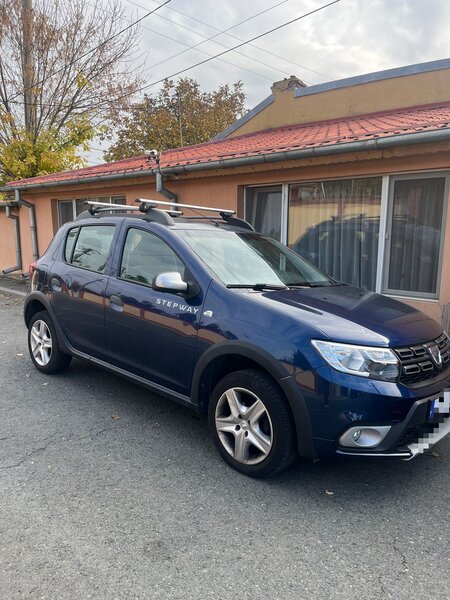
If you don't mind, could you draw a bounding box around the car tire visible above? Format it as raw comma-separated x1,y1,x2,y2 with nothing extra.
28,311,72,374
208,369,296,477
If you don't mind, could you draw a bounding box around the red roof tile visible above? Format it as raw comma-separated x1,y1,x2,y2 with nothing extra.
6,102,450,188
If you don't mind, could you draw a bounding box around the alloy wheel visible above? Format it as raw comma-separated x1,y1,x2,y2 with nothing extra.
215,387,273,465
30,320,53,366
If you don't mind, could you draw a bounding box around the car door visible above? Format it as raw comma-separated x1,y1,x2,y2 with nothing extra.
104,226,205,396
49,222,117,358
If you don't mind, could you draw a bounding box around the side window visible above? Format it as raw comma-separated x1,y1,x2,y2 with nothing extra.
120,228,185,286
64,227,79,262
70,225,115,273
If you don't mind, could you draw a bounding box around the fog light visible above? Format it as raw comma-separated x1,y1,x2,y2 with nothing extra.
339,425,391,448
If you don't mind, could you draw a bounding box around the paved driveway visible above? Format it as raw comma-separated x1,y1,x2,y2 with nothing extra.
0,292,449,600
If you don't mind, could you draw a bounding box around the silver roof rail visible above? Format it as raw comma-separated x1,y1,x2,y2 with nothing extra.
134,198,235,215
84,200,182,216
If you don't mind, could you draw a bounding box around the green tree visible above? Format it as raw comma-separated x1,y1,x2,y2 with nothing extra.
0,0,142,183
104,78,246,161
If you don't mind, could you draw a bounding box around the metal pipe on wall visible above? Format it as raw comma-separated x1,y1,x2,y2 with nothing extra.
16,189,39,261
1,203,22,274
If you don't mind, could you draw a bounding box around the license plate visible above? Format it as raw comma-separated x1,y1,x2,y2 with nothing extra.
428,389,450,422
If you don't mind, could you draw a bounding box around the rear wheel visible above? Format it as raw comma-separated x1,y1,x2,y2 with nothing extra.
28,311,72,374
208,369,296,477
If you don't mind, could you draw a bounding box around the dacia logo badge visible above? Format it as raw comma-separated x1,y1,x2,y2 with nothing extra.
426,343,442,367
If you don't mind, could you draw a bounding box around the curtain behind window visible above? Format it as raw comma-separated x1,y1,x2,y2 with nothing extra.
245,186,282,241
289,178,382,290
387,177,445,295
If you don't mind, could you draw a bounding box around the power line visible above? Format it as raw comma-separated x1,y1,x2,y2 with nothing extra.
84,0,279,83
117,0,341,102
7,1,340,112
8,0,172,104
129,0,333,81
128,0,304,79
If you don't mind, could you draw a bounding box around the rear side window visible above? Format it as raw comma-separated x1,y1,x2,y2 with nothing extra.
69,225,115,273
120,228,185,285
64,227,79,262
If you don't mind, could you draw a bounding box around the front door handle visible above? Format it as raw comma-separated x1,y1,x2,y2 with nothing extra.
109,294,124,312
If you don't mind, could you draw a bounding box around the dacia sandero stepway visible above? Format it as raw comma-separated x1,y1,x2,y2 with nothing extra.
24,200,450,477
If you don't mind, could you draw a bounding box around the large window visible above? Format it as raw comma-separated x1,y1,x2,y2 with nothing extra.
384,176,447,297
244,173,448,299
245,186,282,241
288,178,382,290
58,196,125,225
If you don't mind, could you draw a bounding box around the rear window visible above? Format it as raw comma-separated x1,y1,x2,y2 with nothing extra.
67,225,115,273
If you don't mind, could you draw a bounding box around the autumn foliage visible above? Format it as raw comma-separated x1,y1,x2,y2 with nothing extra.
104,78,246,161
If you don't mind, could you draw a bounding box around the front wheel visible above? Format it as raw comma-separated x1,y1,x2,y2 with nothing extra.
208,369,296,477
28,311,72,374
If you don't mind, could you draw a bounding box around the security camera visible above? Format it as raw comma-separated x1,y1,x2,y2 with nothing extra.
144,149,159,160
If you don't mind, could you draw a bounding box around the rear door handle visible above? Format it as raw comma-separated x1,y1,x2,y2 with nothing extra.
109,294,124,311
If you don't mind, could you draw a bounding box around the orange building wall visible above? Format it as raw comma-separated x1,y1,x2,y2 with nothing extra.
1,143,450,325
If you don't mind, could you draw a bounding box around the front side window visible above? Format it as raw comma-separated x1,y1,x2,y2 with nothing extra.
120,228,186,286
245,186,282,241
289,178,382,290
384,176,446,297
178,230,333,287
69,225,115,273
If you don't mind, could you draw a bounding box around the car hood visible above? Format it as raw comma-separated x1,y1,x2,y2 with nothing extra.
262,285,442,347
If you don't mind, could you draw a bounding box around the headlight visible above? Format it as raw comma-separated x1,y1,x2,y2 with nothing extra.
312,340,399,381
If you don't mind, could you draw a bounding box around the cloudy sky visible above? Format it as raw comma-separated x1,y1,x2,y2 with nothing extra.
89,0,450,163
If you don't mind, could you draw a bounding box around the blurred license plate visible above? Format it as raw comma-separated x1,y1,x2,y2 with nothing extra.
428,390,450,422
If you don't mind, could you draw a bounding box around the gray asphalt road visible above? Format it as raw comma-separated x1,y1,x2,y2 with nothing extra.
0,293,449,600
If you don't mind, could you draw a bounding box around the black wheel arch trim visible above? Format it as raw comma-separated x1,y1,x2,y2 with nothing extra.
24,291,72,354
191,341,316,458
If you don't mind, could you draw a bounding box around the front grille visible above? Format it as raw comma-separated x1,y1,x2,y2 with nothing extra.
394,332,450,385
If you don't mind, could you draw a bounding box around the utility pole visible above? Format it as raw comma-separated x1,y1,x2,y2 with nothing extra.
177,94,183,147
22,0,36,137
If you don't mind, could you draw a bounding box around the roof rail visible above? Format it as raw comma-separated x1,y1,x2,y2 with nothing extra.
134,198,235,216
78,199,254,231
81,200,181,226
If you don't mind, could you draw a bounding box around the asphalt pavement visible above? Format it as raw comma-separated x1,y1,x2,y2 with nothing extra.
0,291,449,600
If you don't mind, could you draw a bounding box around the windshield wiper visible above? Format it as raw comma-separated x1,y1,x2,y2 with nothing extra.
286,281,340,288
226,283,287,290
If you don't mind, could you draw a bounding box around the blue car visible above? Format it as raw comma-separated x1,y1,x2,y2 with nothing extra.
24,200,450,477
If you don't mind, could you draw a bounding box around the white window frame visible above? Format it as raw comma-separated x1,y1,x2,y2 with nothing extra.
246,172,449,301
243,184,285,242
380,171,449,300
57,195,126,226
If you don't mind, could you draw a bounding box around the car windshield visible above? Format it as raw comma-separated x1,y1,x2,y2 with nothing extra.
177,229,335,288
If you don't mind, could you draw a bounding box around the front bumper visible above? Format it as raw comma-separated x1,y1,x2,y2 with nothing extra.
335,392,450,459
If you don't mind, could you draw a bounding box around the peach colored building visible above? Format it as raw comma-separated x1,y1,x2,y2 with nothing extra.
2,58,450,328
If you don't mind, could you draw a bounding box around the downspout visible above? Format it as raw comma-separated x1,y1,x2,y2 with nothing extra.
16,188,39,261
0,202,22,274
151,150,178,207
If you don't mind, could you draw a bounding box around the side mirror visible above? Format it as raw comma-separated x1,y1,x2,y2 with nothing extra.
153,271,188,293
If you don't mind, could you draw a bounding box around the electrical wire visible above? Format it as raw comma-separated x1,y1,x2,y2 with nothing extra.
128,0,333,81
7,0,172,104
128,0,306,79
113,0,341,104
7,0,340,112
